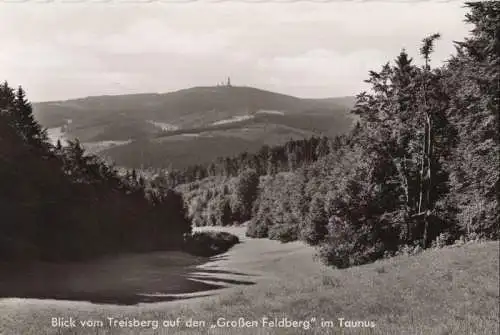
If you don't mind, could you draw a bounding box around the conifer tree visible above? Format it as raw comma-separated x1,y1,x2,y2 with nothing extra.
445,1,499,238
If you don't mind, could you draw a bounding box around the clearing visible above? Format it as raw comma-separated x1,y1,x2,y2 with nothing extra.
0,226,498,335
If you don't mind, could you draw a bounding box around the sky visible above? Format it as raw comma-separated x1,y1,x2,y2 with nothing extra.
0,0,471,102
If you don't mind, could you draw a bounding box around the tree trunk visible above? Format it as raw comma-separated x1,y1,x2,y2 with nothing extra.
423,113,432,248
419,62,434,248
426,114,433,208
395,156,412,242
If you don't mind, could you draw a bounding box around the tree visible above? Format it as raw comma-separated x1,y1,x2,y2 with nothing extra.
316,136,330,158
444,2,500,239
231,168,259,222
243,3,499,267
267,150,278,175
1,81,196,261
215,196,233,226
55,139,63,151
353,40,456,248
286,141,298,172
301,193,328,245
416,33,442,247
0,82,15,113
13,86,48,147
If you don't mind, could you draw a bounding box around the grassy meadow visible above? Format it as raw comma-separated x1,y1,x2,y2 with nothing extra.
0,227,497,335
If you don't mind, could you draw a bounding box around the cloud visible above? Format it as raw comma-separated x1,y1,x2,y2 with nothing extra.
53,20,231,55
0,1,469,101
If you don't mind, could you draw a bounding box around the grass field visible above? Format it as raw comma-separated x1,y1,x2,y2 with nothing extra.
0,226,498,335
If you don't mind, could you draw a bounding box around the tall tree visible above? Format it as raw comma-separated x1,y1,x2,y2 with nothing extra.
445,2,499,238
232,168,259,222
301,192,328,245
416,33,442,248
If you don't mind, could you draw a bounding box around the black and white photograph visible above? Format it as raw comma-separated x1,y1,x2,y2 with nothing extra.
0,0,498,334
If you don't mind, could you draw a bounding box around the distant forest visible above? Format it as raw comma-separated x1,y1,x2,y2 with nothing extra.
1,2,498,268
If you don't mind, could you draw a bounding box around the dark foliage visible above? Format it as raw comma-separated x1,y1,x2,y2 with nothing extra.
152,135,331,189
0,84,191,262
1,2,497,270
242,3,499,267
183,231,240,257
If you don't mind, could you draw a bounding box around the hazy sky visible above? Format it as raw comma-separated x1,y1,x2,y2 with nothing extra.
0,0,470,102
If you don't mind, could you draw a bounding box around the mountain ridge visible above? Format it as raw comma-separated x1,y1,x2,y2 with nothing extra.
33,86,350,104
33,86,356,169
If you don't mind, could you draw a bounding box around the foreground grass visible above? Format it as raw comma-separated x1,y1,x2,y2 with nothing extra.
0,241,498,335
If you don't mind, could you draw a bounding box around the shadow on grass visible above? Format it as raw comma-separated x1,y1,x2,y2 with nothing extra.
0,251,256,306
187,275,255,286
190,268,259,277
206,254,230,262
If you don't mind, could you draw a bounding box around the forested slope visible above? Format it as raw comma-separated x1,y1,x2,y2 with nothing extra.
0,84,191,262
167,1,499,269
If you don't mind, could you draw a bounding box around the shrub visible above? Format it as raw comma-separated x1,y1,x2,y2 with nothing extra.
316,239,386,269
300,193,329,245
246,215,272,238
183,231,239,257
385,241,423,257
431,232,454,249
268,224,299,243
315,216,390,269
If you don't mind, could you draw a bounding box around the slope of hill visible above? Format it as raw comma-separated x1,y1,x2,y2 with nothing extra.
0,82,194,262
0,226,497,335
33,86,355,169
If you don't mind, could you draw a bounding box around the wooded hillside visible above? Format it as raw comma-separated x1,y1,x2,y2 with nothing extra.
0,84,191,262
167,1,499,268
